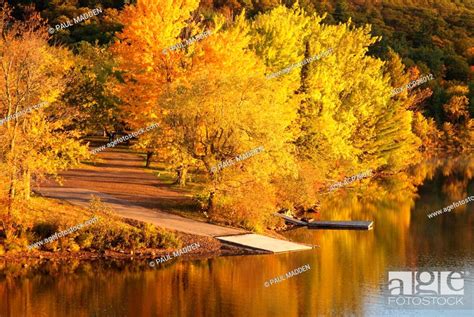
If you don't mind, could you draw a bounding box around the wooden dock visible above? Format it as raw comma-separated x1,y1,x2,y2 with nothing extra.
274,213,374,230
273,213,308,226
216,233,313,253
307,220,373,230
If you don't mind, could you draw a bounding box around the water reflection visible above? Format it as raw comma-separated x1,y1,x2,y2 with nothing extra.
1,157,473,316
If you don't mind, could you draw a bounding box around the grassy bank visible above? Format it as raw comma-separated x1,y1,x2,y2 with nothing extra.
0,195,184,257
0,192,259,266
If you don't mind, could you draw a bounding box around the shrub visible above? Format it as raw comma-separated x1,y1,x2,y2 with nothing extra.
157,229,181,249
32,222,58,239
210,183,276,232
75,232,94,249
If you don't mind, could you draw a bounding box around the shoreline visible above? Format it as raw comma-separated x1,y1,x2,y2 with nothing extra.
0,233,263,267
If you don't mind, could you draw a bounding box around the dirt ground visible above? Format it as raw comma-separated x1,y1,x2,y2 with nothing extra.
40,147,196,213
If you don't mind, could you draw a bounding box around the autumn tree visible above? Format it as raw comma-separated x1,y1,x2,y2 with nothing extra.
441,95,474,152
248,5,423,210
111,0,201,181
249,4,321,212
158,14,299,228
0,4,87,227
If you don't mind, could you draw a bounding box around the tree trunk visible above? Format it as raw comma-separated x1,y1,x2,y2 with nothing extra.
145,151,154,168
7,134,18,216
174,165,188,187
207,191,215,212
7,166,16,215
176,166,187,187
23,168,31,200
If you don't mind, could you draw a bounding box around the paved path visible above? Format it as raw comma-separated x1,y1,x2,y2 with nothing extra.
38,187,246,237
36,148,313,253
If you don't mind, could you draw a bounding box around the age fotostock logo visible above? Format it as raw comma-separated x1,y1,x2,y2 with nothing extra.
387,271,469,309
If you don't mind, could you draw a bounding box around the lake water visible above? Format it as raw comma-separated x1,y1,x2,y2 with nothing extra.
1,157,473,316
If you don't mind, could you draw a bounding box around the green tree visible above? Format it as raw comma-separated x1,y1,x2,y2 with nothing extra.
333,0,350,23
62,42,122,136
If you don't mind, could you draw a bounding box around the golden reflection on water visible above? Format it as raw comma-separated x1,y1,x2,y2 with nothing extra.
0,157,473,316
